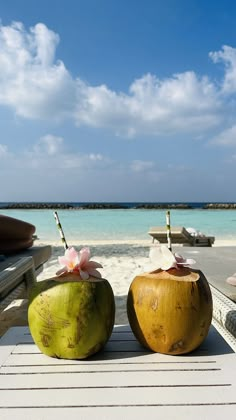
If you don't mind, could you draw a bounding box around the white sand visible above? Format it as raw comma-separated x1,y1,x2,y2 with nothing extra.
36,238,236,247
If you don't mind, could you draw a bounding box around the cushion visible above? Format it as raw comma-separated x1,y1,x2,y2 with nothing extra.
0,238,34,255
0,215,35,239
0,215,36,254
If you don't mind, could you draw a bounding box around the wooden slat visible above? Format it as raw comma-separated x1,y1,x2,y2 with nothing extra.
0,360,218,374
0,325,235,419
0,369,229,389
0,405,236,420
0,385,235,407
0,257,35,297
0,257,36,313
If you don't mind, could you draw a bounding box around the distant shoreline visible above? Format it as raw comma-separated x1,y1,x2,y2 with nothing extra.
1,202,236,210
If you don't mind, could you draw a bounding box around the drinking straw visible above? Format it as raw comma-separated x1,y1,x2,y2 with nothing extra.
53,211,68,250
166,210,172,251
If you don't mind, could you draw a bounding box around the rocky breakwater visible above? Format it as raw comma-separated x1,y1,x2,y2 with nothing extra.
1,203,75,209
135,203,192,209
1,203,129,210
203,203,236,209
79,203,128,209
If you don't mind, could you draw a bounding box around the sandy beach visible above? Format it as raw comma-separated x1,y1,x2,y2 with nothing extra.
1,238,236,337
36,238,236,247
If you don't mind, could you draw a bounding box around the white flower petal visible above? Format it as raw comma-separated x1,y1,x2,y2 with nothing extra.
160,245,176,270
149,245,176,270
149,246,164,269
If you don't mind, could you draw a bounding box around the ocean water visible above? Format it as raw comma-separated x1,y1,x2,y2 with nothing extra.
1,207,236,243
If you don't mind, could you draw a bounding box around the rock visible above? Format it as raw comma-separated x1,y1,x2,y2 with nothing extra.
0,203,129,210
134,203,192,209
203,203,236,209
79,203,128,209
0,203,75,210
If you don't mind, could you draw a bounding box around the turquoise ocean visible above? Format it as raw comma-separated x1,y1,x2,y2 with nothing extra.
1,204,236,243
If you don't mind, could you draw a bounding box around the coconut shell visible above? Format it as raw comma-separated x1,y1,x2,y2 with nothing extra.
127,268,212,355
28,273,115,359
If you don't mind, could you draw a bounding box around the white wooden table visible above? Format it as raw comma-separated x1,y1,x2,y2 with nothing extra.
0,324,236,420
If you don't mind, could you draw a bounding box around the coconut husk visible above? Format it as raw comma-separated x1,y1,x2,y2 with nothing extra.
147,267,200,282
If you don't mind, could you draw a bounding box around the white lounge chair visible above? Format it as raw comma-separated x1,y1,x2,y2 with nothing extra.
148,226,215,246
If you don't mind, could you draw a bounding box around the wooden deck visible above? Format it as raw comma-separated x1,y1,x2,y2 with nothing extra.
0,324,236,419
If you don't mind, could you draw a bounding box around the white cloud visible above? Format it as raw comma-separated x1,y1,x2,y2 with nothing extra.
1,134,111,172
210,45,236,94
130,160,155,172
88,153,104,161
0,21,236,139
62,153,111,169
210,125,236,146
0,144,9,158
0,21,76,120
75,72,222,137
3,135,235,202
34,134,64,155
167,163,191,172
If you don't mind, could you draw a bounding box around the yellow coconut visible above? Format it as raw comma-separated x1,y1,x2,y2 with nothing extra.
127,267,212,355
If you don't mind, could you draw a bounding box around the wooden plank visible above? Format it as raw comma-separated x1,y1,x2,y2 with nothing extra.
0,405,236,420
0,385,235,407
0,360,218,374
0,327,27,366
0,257,35,303
0,369,229,389
5,350,234,367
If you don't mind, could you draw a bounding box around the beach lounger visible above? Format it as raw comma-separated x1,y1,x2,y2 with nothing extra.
148,226,192,244
0,245,52,313
0,214,52,312
148,226,215,246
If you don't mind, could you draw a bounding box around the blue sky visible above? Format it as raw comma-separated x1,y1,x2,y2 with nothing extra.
1,0,236,202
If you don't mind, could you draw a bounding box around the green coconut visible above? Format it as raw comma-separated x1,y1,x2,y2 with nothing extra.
127,268,213,355
28,272,115,359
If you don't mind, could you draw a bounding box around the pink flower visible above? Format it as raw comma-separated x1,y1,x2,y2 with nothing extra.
56,247,103,280
58,247,79,272
149,245,195,271
174,253,196,268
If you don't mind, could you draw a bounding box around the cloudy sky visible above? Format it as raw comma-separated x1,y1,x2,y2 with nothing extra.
1,0,236,202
